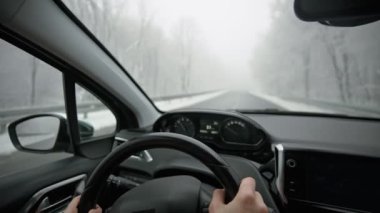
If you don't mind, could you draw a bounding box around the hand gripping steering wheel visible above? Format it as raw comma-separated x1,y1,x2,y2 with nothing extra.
78,133,241,213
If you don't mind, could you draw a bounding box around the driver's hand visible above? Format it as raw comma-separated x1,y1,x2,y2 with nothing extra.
209,177,268,213
64,196,102,213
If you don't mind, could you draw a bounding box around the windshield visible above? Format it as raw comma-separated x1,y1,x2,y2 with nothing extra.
64,0,380,118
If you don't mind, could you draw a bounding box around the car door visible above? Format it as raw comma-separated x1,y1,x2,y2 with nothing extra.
0,37,121,212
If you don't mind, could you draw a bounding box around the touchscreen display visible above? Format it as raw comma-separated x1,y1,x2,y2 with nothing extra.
305,153,380,212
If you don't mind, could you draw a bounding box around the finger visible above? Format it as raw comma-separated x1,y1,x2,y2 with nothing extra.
89,205,102,213
234,177,257,206
255,191,265,204
67,196,81,210
254,192,269,213
238,177,256,195
209,189,225,208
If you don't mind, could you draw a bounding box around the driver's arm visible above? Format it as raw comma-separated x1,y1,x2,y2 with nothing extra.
209,177,269,213
65,177,267,213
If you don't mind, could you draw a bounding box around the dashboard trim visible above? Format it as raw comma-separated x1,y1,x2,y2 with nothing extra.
115,137,153,162
21,174,87,213
274,144,287,204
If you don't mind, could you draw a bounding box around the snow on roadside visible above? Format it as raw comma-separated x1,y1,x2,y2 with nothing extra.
154,91,227,111
254,92,380,118
251,92,338,114
0,133,15,156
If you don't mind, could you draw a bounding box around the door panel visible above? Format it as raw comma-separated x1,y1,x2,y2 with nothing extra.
0,156,101,212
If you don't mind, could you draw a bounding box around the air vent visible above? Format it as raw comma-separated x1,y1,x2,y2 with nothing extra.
114,137,153,162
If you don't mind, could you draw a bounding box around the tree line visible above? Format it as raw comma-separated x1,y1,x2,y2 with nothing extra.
250,0,380,109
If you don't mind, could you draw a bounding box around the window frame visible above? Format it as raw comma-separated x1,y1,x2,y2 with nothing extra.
0,23,138,157
55,0,161,113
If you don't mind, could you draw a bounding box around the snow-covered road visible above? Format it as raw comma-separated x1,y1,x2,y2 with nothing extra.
2,90,379,156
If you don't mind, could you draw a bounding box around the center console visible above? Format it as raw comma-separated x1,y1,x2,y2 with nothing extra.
274,144,380,213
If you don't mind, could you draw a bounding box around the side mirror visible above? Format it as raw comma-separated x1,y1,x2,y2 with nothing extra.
8,114,69,153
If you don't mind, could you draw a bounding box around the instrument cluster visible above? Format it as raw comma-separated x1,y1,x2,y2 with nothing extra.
153,110,268,151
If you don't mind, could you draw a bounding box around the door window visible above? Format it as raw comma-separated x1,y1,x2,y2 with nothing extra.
75,84,117,142
0,39,70,176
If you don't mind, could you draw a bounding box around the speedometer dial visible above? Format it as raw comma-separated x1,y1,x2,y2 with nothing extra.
172,116,195,137
221,119,250,144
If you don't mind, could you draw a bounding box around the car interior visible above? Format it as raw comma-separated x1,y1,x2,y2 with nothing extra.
1,0,380,213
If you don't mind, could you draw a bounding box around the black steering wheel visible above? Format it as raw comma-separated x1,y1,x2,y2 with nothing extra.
78,132,241,213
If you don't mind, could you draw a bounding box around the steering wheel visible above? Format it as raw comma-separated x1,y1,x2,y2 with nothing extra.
78,132,241,213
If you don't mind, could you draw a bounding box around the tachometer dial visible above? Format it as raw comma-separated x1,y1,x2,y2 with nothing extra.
221,119,250,144
172,116,195,137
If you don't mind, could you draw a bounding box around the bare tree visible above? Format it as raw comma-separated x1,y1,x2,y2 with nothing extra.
30,57,38,106
320,29,352,103
302,49,311,98
175,19,196,93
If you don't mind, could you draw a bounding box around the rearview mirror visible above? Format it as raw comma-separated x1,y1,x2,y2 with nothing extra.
294,0,380,26
8,114,69,153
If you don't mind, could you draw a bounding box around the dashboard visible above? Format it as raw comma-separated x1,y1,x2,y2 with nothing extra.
117,110,380,213
152,110,273,162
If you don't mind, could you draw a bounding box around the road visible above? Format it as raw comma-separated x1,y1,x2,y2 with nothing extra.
185,91,284,110
181,91,380,119
1,91,283,175
2,90,380,176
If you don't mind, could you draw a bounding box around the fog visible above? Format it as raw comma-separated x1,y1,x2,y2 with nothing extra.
63,0,278,96
1,0,380,114
62,0,380,112
3,0,380,174
146,0,272,85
